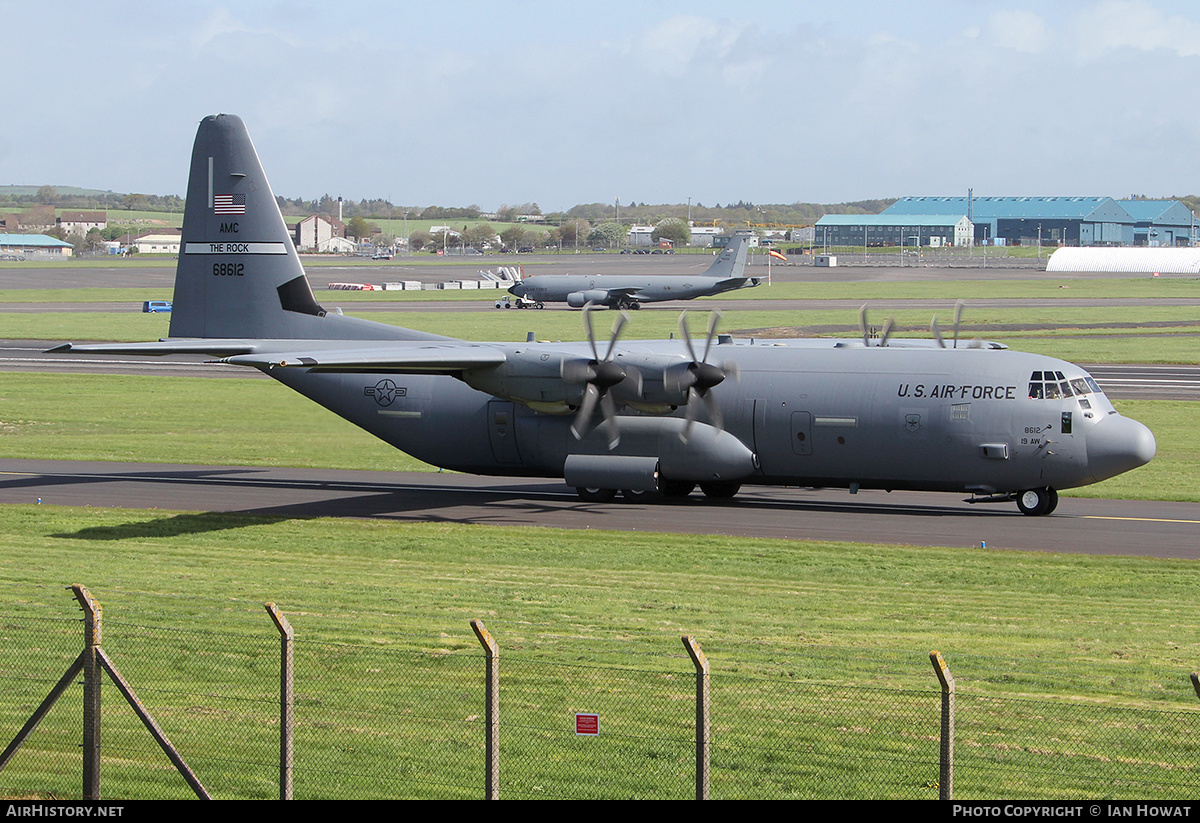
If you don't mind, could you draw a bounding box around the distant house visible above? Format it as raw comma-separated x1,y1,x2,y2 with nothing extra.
58,211,107,236
295,214,347,252
318,235,356,254
0,233,74,258
4,206,56,232
127,229,182,254
689,225,725,246
627,225,655,246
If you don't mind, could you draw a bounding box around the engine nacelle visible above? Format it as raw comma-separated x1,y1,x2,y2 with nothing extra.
567,290,610,308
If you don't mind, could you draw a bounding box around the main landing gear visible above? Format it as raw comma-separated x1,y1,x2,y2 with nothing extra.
575,481,742,504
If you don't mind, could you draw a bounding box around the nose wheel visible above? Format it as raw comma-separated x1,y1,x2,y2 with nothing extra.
1016,487,1058,516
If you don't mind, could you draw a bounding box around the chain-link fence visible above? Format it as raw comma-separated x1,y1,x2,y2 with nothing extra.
1,587,1198,800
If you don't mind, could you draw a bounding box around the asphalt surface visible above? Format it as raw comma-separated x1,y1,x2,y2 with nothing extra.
2,459,1197,559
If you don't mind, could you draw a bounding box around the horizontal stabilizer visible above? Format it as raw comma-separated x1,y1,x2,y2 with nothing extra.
47,340,260,356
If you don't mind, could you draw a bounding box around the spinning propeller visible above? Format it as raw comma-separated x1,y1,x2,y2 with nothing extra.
860,300,984,349
931,300,983,348
858,304,895,347
564,305,629,448
672,310,739,442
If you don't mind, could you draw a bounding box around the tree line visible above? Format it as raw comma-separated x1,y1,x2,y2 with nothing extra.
3,184,899,227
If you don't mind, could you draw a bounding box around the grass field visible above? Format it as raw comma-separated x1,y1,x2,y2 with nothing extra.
2,509,1199,798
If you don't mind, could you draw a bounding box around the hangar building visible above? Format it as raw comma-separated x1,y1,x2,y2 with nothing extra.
883,196,1137,246
1118,200,1196,246
813,214,972,247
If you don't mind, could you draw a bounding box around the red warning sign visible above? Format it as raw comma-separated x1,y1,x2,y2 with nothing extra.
575,713,599,735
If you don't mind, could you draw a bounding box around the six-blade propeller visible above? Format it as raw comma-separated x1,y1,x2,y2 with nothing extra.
564,305,630,447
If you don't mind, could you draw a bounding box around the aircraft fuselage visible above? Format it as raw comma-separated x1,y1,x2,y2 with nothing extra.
272,341,1153,498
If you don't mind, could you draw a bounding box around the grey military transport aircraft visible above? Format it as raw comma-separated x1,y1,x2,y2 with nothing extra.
52,114,1156,515
506,234,758,309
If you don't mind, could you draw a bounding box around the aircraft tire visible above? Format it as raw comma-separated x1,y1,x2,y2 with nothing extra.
621,488,657,503
576,487,617,503
659,479,696,499
700,481,741,500
1016,487,1056,516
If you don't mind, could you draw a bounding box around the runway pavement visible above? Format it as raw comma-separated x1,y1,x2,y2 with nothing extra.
2,459,1197,559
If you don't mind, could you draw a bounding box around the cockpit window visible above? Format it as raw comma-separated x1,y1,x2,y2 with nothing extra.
1028,371,1105,401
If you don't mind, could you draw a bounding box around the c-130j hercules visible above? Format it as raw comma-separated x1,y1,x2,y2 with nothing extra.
53,115,1155,515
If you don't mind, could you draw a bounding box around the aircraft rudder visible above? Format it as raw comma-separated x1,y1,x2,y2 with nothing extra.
169,114,321,339
703,234,751,279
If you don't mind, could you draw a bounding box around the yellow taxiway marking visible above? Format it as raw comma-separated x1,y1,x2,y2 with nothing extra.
1081,515,1200,525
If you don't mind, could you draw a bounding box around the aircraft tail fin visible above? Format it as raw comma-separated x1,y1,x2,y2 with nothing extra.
169,115,434,342
703,234,751,279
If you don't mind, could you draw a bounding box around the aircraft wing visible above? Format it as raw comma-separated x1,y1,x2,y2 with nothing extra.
49,339,509,374
220,342,508,374
602,287,643,299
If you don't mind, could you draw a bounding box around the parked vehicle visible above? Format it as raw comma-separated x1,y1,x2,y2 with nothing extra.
494,295,545,310
142,301,173,313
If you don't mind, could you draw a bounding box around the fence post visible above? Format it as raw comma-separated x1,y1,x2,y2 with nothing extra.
265,604,294,800
72,584,102,800
470,619,499,800
1190,672,1200,701
930,651,954,801
682,635,710,800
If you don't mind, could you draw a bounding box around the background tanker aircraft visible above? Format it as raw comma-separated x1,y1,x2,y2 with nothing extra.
506,234,758,310
53,115,1156,516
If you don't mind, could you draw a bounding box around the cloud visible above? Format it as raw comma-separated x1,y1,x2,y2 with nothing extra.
987,10,1048,53
1071,0,1200,60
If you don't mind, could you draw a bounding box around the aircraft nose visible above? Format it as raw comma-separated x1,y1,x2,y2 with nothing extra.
1086,414,1156,483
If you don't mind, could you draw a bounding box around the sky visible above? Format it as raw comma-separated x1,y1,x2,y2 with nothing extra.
4,0,1200,212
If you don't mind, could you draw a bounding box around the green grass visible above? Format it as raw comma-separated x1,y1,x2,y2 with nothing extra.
0,372,432,471
1,511,1199,798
